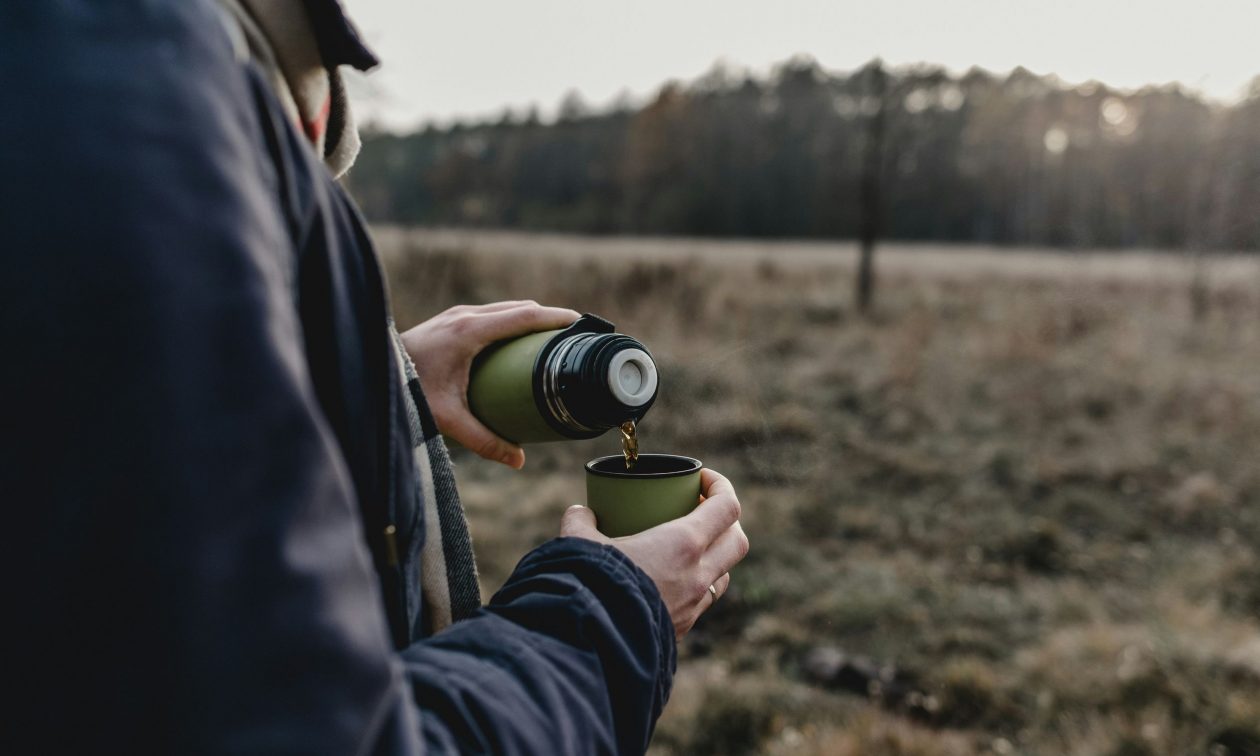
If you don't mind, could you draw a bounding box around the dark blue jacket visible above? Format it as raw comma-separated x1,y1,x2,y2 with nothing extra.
0,2,674,753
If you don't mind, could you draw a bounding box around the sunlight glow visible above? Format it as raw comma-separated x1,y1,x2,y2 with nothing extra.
1044,126,1069,154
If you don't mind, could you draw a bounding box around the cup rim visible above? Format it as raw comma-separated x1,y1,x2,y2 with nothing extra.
585,453,703,479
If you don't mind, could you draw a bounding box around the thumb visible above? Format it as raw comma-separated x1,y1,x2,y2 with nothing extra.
560,504,605,542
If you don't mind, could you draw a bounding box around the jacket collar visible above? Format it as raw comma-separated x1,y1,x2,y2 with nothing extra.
307,0,380,71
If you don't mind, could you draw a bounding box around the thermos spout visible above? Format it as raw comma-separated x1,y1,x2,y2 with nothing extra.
607,349,657,407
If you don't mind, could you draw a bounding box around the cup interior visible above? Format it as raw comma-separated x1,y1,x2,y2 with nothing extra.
586,453,703,478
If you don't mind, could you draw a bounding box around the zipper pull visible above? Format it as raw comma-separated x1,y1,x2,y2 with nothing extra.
383,524,400,567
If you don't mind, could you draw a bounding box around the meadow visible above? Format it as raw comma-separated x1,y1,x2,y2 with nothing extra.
377,228,1260,756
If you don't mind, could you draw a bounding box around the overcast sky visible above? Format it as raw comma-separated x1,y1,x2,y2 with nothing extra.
343,0,1260,130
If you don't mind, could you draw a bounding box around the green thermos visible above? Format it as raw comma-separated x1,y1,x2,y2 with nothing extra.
467,314,659,444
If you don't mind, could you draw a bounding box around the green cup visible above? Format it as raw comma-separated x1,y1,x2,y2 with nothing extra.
585,454,703,537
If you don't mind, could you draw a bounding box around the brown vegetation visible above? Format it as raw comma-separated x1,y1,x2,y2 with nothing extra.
380,229,1260,756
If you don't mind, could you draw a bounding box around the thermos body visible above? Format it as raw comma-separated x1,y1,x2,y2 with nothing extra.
466,329,560,443
467,314,659,444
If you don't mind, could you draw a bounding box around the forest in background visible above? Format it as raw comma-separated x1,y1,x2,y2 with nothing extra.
346,59,1260,251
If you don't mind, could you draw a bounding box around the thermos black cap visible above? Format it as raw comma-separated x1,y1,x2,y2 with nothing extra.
560,332,658,429
533,314,660,438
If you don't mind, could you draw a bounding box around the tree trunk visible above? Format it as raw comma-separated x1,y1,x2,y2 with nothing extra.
857,64,887,315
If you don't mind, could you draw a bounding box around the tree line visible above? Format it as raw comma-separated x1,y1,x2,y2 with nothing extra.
346,59,1260,251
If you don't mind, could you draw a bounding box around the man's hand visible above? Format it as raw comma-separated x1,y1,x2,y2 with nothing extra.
562,468,750,640
400,301,580,468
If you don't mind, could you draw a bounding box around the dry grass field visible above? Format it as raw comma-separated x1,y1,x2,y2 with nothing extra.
377,228,1260,756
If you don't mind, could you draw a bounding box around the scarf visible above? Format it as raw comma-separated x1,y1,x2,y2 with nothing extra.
222,0,361,177
218,0,482,634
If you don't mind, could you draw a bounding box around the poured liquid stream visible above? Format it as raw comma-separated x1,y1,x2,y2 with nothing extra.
619,419,639,470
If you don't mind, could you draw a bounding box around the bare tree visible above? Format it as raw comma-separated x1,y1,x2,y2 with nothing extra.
857,62,887,315
1186,116,1230,323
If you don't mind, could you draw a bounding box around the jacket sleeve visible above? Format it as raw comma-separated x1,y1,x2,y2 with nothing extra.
404,538,676,754
1,2,672,754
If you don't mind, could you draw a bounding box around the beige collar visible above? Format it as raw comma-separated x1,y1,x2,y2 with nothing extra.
222,0,362,178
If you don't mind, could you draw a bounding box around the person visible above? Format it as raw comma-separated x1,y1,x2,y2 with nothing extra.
0,1,748,754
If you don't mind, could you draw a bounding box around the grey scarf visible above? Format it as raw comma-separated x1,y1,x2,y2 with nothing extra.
219,0,361,177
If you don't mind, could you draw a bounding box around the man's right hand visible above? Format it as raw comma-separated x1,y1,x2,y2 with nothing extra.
561,468,749,640
399,301,581,469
